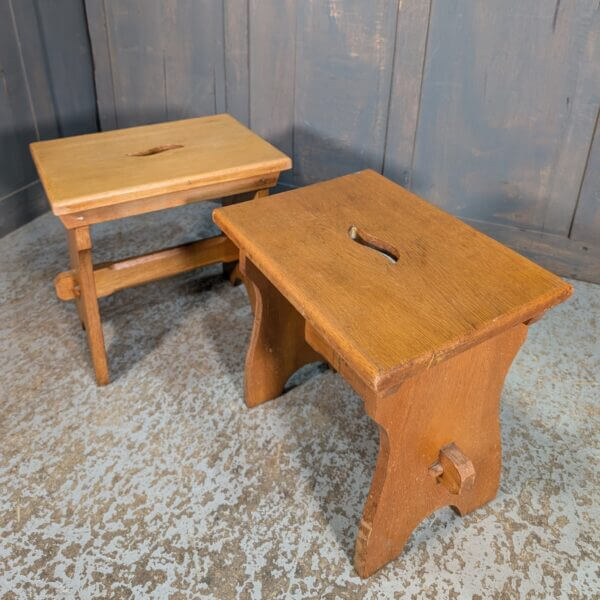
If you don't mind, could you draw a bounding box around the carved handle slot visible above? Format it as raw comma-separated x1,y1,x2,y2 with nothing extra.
127,144,184,157
348,225,399,263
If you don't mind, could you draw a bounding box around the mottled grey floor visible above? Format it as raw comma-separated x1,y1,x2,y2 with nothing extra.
0,204,598,599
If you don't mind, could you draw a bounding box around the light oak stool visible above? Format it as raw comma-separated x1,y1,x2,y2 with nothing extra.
31,114,290,385
213,170,572,577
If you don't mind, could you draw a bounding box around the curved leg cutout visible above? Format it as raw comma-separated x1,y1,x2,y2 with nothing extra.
355,324,527,577
241,257,321,408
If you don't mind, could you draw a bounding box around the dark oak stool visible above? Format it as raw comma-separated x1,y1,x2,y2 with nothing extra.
31,114,290,385
213,169,572,577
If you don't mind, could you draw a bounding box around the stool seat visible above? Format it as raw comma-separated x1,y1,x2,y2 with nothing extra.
31,114,290,215
213,169,571,394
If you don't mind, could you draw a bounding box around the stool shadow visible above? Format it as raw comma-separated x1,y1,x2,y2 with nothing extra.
298,378,380,563
100,270,225,381
85,201,224,382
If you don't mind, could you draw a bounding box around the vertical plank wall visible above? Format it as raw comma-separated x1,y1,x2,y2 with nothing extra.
85,0,600,282
0,0,97,238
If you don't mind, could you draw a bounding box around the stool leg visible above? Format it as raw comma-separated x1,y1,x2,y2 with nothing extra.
354,324,527,578
221,189,269,286
67,227,109,386
240,256,321,408
67,230,86,330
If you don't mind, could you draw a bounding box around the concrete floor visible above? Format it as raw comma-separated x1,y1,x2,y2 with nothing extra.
0,204,598,599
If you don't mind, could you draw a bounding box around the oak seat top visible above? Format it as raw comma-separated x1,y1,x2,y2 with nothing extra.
30,114,291,215
213,170,572,393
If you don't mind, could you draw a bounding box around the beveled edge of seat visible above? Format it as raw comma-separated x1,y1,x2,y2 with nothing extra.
213,170,573,396
30,114,292,216
371,282,572,394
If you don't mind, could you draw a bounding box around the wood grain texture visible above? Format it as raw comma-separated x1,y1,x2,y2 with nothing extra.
224,0,249,125
34,0,97,136
411,0,599,235
544,3,600,235
85,0,225,129
570,106,600,245
56,235,237,301
7,0,59,141
432,443,476,496
57,177,277,229
248,0,296,175
382,0,432,188
83,0,117,130
292,0,397,185
66,224,88,329
102,0,167,127
241,255,322,408
30,114,290,214
221,188,269,287
355,324,528,577
0,0,43,195
67,227,109,386
162,0,225,119
213,170,572,394
0,0,97,237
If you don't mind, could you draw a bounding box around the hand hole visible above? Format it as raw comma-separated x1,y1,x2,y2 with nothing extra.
348,225,399,264
127,144,184,157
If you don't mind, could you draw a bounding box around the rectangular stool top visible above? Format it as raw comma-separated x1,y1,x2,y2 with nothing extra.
30,114,291,215
213,170,572,393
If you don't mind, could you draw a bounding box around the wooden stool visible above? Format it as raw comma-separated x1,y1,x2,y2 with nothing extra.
213,170,572,577
31,114,290,385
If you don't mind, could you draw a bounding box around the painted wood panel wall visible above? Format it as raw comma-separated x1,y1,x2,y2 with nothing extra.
0,0,97,238
86,0,600,281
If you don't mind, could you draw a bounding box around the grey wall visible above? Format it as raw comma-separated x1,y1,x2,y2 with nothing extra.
3,1,596,279
85,0,600,282
0,0,97,238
